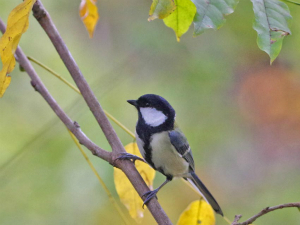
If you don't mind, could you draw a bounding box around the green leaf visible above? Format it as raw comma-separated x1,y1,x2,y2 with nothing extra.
148,0,176,21
191,0,239,35
251,0,292,63
163,0,197,41
282,0,300,6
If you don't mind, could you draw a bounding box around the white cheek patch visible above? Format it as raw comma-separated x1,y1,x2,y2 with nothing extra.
140,107,167,127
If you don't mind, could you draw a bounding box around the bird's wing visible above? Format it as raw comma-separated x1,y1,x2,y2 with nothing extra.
168,128,195,171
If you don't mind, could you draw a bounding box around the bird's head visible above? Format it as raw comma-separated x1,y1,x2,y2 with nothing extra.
127,94,176,127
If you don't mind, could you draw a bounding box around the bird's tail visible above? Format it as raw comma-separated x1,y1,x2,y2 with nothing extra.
187,171,223,216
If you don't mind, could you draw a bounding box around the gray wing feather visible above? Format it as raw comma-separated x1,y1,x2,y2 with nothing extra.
169,129,195,171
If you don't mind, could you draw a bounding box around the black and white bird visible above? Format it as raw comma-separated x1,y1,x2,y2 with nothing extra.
125,94,223,216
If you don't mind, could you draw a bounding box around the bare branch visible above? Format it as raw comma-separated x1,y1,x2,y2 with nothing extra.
1,1,172,223
1,3,299,225
0,19,111,163
232,202,300,225
232,215,242,224
32,0,124,155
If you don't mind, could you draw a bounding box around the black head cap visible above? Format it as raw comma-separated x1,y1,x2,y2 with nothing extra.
128,94,176,117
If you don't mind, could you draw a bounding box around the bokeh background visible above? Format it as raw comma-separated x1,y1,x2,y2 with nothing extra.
1,1,300,224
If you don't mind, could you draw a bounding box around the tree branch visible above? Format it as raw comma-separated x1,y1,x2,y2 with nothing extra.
0,19,111,163
1,3,299,225
1,1,172,223
232,202,300,225
32,0,124,155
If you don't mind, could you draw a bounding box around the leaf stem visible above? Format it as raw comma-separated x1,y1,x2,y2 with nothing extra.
28,56,135,139
104,110,135,139
223,216,232,225
27,56,80,94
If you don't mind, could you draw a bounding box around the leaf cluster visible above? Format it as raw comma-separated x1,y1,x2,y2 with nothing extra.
149,0,292,63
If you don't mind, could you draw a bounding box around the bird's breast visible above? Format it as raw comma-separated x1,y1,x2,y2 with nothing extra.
150,131,189,177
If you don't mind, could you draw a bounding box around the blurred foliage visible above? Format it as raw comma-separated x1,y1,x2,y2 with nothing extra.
1,0,300,225
148,0,176,21
192,0,239,36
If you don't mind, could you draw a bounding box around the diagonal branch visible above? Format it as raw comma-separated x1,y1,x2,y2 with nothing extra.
32,0,124,155
0,18,111,163
232,202,300,225
0,1,172,223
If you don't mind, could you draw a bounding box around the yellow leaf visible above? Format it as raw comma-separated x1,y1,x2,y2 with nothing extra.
0,75,11,97
114,143,156,223
148,0,176,21
0,0,36,97
177,200,216,225
79,0,99,38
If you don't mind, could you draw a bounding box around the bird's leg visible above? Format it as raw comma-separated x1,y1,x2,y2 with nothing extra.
114,152,145,164
142,176,172,208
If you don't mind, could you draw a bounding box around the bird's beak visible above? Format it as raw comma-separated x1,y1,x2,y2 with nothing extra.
127,100,138,107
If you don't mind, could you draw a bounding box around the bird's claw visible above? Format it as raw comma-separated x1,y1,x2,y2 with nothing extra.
114,152,145,164
142,190,158,209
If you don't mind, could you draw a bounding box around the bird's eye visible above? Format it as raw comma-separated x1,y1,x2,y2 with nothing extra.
145,102,150,107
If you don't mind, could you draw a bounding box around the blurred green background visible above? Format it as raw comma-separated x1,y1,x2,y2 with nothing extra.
1,1,300,224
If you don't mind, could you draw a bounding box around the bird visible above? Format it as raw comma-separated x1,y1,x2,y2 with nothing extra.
121,94,223,216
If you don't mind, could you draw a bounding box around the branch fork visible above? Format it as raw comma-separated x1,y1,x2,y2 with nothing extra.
231,202,300,225
0,1,171,224
1,1,299,225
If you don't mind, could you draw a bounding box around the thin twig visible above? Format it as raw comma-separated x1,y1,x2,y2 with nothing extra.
104,110,136,139
32,1,124,154
28,56,81,94
31,1,172,224
223,216,233,225
0,19,111,163
28,56,136,138
232,202,300,225
232,215,242,224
